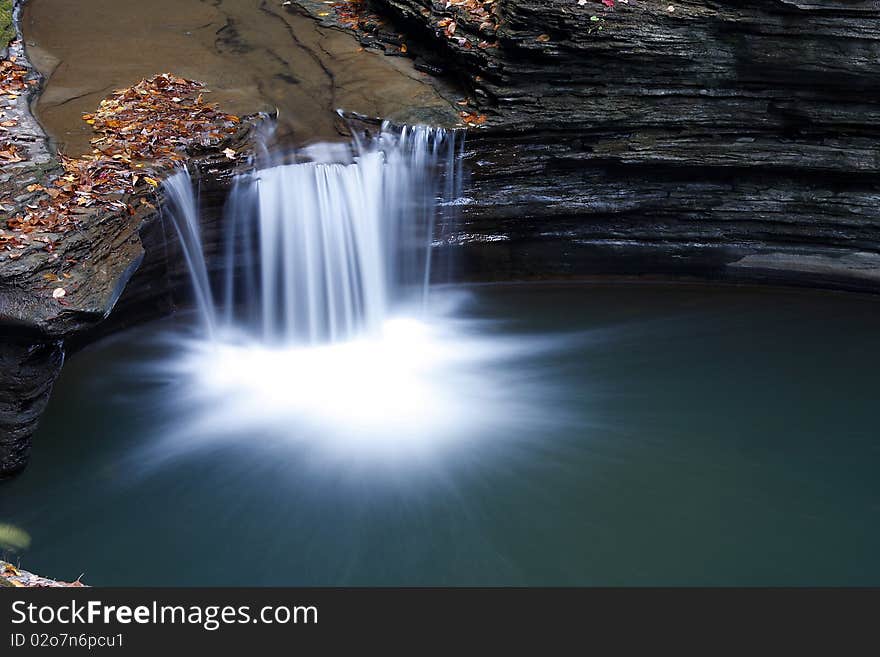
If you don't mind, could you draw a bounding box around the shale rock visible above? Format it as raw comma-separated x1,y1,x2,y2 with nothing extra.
373,0,880,287
0,4,259,475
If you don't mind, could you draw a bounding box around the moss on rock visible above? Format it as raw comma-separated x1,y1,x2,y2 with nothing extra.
0,0,13,49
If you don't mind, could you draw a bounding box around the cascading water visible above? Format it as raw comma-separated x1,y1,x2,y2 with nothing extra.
163,123,463,345
156,120,560,463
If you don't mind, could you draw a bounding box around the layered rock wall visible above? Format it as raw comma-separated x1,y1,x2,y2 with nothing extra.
376,0,880,287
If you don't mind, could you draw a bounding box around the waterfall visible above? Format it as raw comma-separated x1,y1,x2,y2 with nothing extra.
162,124,463,345
163,171,217,338
151,123,559,466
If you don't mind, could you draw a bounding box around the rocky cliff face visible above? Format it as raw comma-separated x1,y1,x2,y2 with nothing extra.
0,149,244,476
0,331,62,475
0,0,256,474
374,0,880,288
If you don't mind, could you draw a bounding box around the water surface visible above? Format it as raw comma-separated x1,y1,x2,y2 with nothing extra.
1,283,879,586
22,0,459,154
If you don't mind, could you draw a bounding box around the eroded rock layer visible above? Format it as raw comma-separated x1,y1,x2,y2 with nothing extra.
374,0,880,286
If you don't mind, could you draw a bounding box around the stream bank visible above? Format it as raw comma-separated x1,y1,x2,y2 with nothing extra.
0,559,84,586
1,0,260,475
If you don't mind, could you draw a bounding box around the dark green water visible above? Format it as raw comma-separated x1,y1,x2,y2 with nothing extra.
2,283,879,585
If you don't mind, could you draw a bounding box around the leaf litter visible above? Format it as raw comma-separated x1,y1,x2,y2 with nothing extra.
1,71,240,261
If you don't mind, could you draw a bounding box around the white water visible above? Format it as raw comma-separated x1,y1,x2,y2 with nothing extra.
157,124,568,465
163,124,463,345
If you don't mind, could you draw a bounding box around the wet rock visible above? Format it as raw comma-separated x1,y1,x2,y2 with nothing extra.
371,0,880,287
0,145,249,478
0,1,262,476
0,560,86,587
413,57,445,76
0,330,62,476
